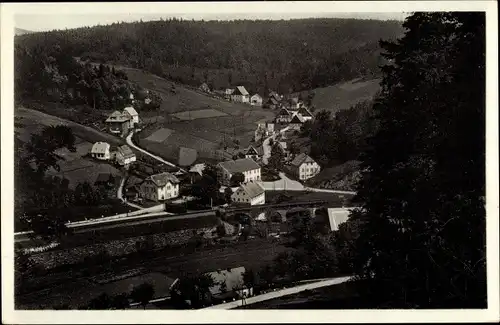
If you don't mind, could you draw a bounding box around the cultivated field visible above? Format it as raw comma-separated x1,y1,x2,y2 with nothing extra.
111,67,275,162
311,78,381,114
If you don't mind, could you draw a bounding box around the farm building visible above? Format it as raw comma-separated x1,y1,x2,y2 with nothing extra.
231,86,250,103
123,106,140,126
290,153,321,181
250,94,263,106
231,181,265,206
105,110,133,134
297,106,313,121
139,172,180,201
217,158,261,186
289,114,306,130
115,145,136,166
199,82,211,93
90,142,111,160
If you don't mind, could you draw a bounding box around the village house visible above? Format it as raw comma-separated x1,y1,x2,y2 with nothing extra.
290,153,321,181
90,142,111,160
250,94,263,106
123,106,140,126
115,145,136,166
297,106,314,121
231,86,250,103
217,158,261,186
139,172,180,201
188,163,206,184
105,110,133,134
275,108,295,124
289,114,306,130
231,181,265,206
199,82,211,93
243,145,264,161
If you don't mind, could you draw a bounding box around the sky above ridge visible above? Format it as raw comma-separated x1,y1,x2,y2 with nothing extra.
16,12,409,32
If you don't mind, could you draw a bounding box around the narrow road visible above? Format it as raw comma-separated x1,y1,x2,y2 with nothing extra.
203,276,353,309
262,172,356,195
126,130,186,173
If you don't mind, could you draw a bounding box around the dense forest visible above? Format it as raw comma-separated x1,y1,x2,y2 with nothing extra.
14,43,162,111
15,18,403,94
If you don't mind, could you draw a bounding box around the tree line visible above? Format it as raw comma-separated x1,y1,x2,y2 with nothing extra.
15,18,403,95
14,43,162,111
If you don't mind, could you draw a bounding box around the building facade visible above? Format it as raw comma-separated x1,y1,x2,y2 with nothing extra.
290,153,321,181
231,181,266,206
250,94,263,106
139,172,180,201
218,158,261,186
231,86,250,103
90,142,111,160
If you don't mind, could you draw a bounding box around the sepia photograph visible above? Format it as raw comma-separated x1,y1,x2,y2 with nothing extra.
1,1,498,323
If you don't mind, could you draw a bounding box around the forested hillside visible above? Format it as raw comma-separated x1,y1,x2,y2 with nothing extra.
15,18,403,94
14,43,162,111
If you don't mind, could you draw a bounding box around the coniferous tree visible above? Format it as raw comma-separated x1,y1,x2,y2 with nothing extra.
351,12,486,308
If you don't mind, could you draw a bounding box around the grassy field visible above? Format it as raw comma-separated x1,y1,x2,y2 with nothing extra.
311,78,381,114
117,67,274,161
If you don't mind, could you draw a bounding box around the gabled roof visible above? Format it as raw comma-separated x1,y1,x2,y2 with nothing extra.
178,147,198,167
145,172,180,187
123,106,138,117
291,153,316,167
219,158,260,174
105,110,131,123
245,146,263,156
91,142,110,154
277,108,291,116
234,86,249,96
225,88,235,95
117,145,135,159
235,181,265,198
298,106,313,117
251,94,262,100
290,114,306,124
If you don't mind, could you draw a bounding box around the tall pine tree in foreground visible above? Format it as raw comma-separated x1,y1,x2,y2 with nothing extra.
351,12,486,308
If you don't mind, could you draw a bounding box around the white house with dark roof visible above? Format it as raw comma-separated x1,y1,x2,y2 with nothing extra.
244,146,263,161
217,158,261,186
105,110,133,134
123,106,139,125
139,172,180,201
231,181,265,206
231,86,250,103
115,144,136,166
290,153,321,181
90,142,111,160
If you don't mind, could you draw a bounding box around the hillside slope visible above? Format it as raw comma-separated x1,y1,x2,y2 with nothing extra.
15,18,403,94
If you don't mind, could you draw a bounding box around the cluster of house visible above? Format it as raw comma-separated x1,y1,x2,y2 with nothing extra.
201,83,263,107
274,105,313,130
104,106,140,136
90,142,137,167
